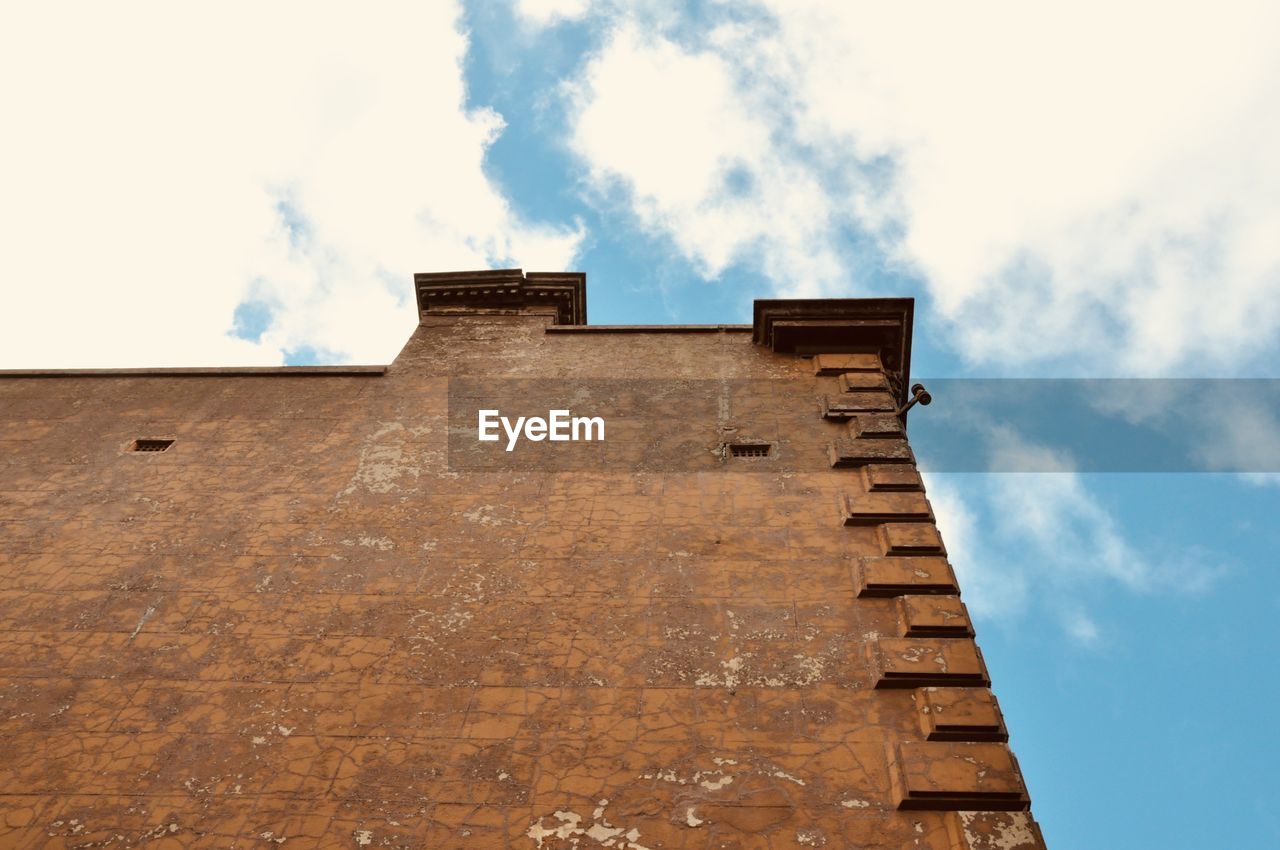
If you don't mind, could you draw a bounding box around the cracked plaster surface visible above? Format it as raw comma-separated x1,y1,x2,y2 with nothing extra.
0,317,1041,848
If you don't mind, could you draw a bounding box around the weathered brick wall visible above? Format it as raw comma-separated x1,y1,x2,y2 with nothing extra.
0,307,1044,848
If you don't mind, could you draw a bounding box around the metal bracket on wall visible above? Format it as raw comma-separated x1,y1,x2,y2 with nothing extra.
896,383,932,417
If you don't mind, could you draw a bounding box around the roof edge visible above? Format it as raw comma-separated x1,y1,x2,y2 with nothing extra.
0,365,387,379
546,324,752,334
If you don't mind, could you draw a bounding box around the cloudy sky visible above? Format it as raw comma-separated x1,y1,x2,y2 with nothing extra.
3,2,1279,846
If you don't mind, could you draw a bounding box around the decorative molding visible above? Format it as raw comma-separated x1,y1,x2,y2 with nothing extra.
546,325,751,334
415,269,587,325
752,297,914,405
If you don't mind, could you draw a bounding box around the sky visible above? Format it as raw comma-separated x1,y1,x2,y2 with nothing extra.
2,2,1280,846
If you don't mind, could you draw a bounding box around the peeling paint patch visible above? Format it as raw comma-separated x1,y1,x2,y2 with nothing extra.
796,827,827,845
337,422,430,498
695,655,744,687
959,811,1040,850
126,604,157,642
341,535,394,550
641,767,733,790
770,769,806,786
526,801,651,850
462,504,512,526
697,772,734,791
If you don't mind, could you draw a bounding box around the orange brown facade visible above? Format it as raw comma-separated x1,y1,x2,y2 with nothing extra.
0,270,1046,848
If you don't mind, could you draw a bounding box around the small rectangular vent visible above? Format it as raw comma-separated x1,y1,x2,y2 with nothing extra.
728,442,772,459
131,439,174,453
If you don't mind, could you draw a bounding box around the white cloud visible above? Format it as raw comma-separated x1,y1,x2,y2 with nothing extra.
563,1,1280,373
0,2,582,368
565,24,844,294
925,473,1028,620
1240,473,1280,488
1063,611,1101,647
987,473,1150,591
926,468,1225,641
515,0,593,28
1082,380,1280,473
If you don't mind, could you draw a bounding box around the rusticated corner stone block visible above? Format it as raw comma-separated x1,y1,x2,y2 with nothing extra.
878,522,947,555
862,463,924,492
821,393,899,420
842,492,934,525
812,352,883,375
848,412,905,438
889,741,1031,811
829,438,914,468
856,557,960,597
915,687,1008,742
837,372,891,392
899,595,974,637
870,638,990,688
946,811,1048,849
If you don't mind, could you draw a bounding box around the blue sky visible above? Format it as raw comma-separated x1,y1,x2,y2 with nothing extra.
3,2,1280,846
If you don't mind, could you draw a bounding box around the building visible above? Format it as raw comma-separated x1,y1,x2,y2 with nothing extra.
0,270,1046,848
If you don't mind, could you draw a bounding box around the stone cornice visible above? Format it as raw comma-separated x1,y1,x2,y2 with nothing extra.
753,297,915,405
415,269,587,325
